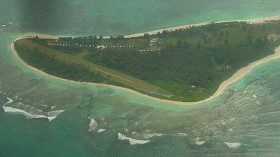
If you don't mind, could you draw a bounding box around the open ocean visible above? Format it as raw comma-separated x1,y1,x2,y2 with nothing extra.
1,0,280,156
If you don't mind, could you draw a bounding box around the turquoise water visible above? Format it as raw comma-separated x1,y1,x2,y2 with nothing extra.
2,0,280,35
1,1,280,156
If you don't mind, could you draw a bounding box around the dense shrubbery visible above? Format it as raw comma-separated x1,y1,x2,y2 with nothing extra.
84,21,279,99
15,44,105,83
85,42,273,98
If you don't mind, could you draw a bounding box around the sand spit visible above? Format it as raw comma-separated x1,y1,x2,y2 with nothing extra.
10,15,280,105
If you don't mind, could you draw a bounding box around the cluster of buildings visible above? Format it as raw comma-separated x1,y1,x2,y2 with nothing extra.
47,42,139,50
46,37,162,52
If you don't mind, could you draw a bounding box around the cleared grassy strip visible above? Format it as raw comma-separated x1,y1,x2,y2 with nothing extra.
16,39,173,97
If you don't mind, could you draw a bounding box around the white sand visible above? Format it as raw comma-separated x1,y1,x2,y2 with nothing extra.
118,133,150,145
10,15,280,105
125,15,280,38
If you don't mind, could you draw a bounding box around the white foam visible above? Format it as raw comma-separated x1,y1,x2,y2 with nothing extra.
51,106,56,110
118,133,150,145
88,117,98,131
3,106,64,122
3,106,47,119
47,110,65,116
196,141,205,145
178,133,187,136
252,93,257,98
46,110,65,121
132,131,137,135
37,109,43,113
98,129,106,133
224,142,241,149
4,97,14,105
47,116,57,121
143,133,163,139
124,128,129,133
195,138,205,146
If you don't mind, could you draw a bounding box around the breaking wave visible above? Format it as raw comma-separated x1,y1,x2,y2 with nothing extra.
118,133,150,145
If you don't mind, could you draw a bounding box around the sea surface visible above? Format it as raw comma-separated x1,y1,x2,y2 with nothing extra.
1,0,280,156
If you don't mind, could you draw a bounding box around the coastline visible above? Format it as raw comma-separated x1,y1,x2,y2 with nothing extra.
125,15,280,38
21,15,280,39
10,15,280,105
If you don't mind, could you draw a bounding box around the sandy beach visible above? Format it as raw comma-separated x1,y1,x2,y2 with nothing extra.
10,15,280,105
125,15,280,38
23,15,280,39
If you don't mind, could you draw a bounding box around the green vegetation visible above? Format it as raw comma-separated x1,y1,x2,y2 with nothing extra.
15,43,105,83
14,21,280,101
15,39,173,99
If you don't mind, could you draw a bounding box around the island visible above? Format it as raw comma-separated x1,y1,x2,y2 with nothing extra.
13,19,280,102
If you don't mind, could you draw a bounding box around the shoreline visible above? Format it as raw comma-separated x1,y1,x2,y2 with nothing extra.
22,15,280,39
10,15,280,105
126,15,280,38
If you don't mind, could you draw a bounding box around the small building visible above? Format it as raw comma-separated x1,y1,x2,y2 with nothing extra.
97,45,106,49
150,38,159,43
